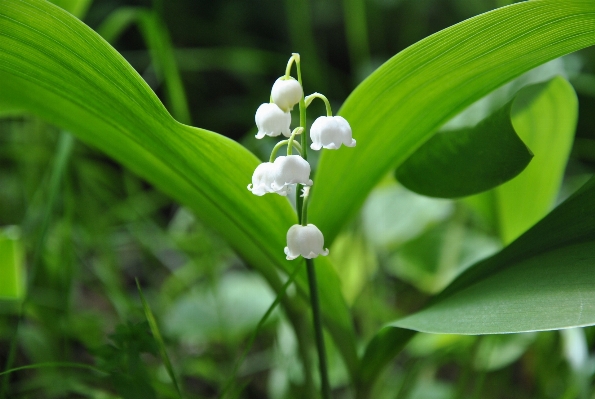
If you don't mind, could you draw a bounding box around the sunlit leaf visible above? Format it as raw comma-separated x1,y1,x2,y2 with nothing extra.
0,0,357,377
310,0,595,244
494,76,578,243
344,2,595,394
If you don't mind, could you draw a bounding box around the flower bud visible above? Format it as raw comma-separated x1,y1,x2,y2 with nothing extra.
284,224,329,260
255,103,291,139
271,77,303,112
310,116,356,150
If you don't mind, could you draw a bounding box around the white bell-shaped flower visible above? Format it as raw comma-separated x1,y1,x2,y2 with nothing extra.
255,103,291,139
271,77,303,112
247,162,276,196
284,224,329,260
271,155,313,195
310,116,356,150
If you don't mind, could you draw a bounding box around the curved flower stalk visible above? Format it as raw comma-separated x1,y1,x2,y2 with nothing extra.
246,52,356,399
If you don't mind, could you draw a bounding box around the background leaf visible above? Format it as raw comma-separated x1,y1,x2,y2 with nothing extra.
357,175,595,397
493,76,578,243
0,0,357,377
0,227,25,301
392,176,595,334
310,0,595,243
395,92,533,198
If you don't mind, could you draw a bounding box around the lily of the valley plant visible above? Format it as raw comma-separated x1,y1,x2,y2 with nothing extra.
247,53,356,398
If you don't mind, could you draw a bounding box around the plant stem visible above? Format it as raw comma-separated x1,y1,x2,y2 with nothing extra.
301,190,309,227
306,258,331,399
294,53,331,398
270,138,303,162
296,55,307,223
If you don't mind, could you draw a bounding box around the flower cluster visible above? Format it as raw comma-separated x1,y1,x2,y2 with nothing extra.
248,53,356,260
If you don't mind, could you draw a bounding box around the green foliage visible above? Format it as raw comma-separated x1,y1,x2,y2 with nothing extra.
137,280,183,399
98,7,192,124
395,89,533,198
310,0,595,244
95,321,158,399
0,227,25,301
401,175,595,334
0,0,356,378
1,0,595,398
493,76,579,243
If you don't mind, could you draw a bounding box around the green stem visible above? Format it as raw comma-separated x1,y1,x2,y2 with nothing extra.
305,92,333,117
297,58,307,162
287,127,304,156
306,258,331,399
301,189,309,227
294,54,330,398
296,54,307,223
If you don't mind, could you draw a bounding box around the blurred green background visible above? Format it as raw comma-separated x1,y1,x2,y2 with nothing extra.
1,0,595,398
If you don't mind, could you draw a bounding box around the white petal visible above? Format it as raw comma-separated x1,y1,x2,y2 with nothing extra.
310,115,355,150
285,224,328,260
255,103,291,139
272,155,312,190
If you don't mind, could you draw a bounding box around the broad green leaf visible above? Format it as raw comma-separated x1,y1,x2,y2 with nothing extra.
0,0,357,376
98,7,192,124
357,175,595,396
392,175,595,334
310,0,595,243
466,76,578,242
0,226,25,301
494,76,578,243
395,96,533,198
